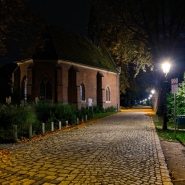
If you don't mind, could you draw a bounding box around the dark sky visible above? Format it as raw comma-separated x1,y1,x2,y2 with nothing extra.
28,0,92,35
1,0,92,66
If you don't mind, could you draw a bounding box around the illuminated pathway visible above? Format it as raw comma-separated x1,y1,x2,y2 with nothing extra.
0,109,172,185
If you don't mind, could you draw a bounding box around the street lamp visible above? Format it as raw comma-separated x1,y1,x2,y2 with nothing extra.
151,89,155,94
162,61,171,130
162,62,171,77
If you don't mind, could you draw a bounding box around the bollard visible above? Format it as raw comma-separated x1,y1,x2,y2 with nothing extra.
59,121,62,130
77,118,79,124
85,115,87,121
82,117,84,123
51,122,54,131
91,106,94,118
29,124,32,138
66,121,68,127
42,123,45,134
13,125,18,143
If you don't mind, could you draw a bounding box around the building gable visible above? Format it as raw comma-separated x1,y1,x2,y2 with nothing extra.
17,24,118,73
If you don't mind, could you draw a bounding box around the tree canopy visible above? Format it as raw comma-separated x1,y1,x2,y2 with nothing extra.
94,0,185,60
92,0,185,97
0,0,45,60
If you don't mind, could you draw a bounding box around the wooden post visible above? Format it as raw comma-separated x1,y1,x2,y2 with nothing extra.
42,123,45,134
29,124,32,138
59,121,62,130
51,122,54,131
13,125,18,143
77,118,79,124
85,115,87,121
66,121,68,127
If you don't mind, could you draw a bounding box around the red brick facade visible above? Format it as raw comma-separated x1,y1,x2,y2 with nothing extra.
13,59,120,110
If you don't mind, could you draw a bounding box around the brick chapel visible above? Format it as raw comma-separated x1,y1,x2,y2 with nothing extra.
12,25,121,109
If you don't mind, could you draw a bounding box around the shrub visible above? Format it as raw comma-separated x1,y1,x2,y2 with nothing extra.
51,104,77,126
0,103,118,143
0,104,10,129
93,106,105,113
35,103,54,123
167,73,185,123
0,104,13,142
76,107,94,121
0,104,38,142
35,103,78,129
92,106,116,113
105,106,117,112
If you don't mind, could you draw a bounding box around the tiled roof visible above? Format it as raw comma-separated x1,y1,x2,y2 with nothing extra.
18,25,118,73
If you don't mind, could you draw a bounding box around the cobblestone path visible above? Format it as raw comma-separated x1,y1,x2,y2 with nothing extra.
0,111,172,185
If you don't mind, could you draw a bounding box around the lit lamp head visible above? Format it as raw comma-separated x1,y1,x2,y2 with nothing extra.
151,89,155,94
162,62,171,77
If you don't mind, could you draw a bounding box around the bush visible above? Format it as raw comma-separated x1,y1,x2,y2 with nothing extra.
0,104,10,130
0,104,38,142
35,103,78,129
76,107,94,121
53,104,77,126
167,73,185,123
105,106,117,112
0,103,117,143
93,106,105,113
35,103,53,123
12,105,38,137
92,106,117,113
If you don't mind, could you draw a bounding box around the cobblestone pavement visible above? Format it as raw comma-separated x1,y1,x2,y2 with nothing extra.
0,111,172,185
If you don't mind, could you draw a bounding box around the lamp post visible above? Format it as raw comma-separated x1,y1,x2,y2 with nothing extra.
162,62,171,130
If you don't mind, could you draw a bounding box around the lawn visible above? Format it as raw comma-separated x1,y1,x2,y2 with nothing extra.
93,112,117,119
153,114,185,143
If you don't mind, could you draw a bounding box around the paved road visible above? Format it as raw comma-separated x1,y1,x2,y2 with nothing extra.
0,110,172,185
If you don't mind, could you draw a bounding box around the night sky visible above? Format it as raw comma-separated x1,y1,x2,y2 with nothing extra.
1,0,92,65
28,0,92,35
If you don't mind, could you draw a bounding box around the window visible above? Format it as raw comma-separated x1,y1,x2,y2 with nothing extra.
22,76,27,101
80,83,85,101
106,87,110,101
40,75,52,100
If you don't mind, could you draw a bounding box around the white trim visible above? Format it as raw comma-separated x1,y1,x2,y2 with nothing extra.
16,59,33,65
58,59,118,75
17,58,119,75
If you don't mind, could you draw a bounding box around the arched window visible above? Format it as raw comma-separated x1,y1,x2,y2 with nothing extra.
40,75,52,100
80,83,85,101
106,87,110,101
22,76,27,101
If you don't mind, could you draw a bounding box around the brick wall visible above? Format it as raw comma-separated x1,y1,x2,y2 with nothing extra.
17,60,120,110
59,62,119,109
32,61,57,101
